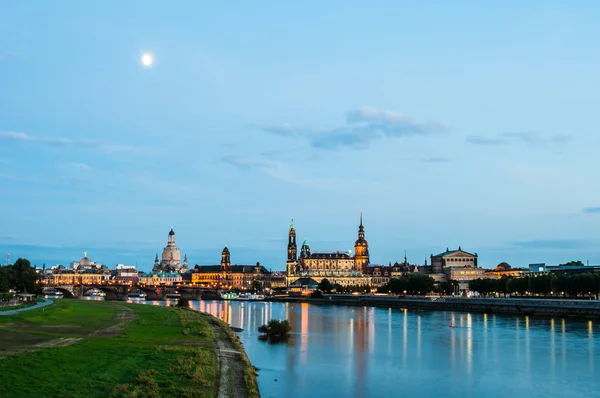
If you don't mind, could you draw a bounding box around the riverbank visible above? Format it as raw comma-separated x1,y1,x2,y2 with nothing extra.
271,295,600,318
0,299,259,398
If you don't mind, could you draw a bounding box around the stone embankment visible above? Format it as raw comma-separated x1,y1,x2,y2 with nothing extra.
271,295,600,317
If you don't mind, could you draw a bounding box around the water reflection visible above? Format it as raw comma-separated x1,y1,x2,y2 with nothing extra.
132,300,600,398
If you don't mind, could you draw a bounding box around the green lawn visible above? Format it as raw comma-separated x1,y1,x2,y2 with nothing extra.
0,300,222,398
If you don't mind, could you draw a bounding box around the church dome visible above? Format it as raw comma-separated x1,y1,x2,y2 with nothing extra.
169,228,175,236
80,254,91,266
355,238,368,246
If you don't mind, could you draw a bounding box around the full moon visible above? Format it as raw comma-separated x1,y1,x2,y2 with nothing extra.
141,53,154,67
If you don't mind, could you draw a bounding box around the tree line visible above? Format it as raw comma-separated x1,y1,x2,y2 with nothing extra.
0,258,40,294
377,273,435,295
469,273,600,298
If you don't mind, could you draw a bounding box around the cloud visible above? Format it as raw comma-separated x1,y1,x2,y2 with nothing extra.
509,239,590,250
221,155,376,191
422,156,450,163
467,132,571,147
65,162,91,171
582,207,600,214
258,107,445,150
466,135,508,145
503,132,571,145
0,131,148,155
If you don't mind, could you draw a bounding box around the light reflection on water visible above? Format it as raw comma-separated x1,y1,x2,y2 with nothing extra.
187,300,600,398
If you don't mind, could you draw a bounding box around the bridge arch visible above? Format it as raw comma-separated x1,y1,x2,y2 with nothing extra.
53,287,75,298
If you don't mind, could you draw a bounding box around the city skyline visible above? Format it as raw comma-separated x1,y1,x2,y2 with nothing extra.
2,1,600,269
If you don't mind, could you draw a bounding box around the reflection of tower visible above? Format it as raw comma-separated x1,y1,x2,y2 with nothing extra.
286,219,297,276
300,303,309,364
353,312,368,397
354,210,369,272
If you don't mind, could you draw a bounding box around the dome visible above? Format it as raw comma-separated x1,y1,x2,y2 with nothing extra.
169,228,175,236
80,255,91,267
355,238,367,246
222,246,230,254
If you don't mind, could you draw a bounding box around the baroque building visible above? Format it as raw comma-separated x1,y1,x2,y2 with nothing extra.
153,228,188,273
285,213,371,287
190,246,271,290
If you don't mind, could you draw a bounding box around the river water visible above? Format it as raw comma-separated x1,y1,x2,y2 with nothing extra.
189,300,600,398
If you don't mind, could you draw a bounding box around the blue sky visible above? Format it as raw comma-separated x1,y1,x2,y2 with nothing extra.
1,1,600,270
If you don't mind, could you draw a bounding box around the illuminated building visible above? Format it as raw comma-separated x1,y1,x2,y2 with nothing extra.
190,246,271,290
285,212,371,287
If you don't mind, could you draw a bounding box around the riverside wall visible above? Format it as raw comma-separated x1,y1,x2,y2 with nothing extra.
270,295,600,318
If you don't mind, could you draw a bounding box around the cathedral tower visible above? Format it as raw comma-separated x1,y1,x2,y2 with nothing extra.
221,245,231,271
354,210,369,272
286,219,298,276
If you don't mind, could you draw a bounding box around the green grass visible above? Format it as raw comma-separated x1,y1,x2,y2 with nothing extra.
0,300,231,398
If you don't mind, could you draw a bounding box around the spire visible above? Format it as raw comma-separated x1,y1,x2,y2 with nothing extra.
290,217,294,228
360,208,363,227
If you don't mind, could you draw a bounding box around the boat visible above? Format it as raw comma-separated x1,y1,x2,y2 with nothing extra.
44,289,63,298
233,293,265,301
165,293,181,299
128,292,147,299
90,291,106,297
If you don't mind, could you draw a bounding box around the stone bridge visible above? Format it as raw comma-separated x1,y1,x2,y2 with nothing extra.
42,284,221,301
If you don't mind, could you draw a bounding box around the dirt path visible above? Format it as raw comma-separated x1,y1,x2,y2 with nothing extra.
208,319,250,398
0,299,54,315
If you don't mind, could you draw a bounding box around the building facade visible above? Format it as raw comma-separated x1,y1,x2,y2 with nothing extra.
285,214,371,287
365,256,420,288
190,246,271,290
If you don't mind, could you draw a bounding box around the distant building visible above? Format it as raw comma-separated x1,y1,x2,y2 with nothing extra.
48,252,108,285
288,277,319,296
285,213,371,287
140,272,182,286
365,256,420,287
270,271,287,289
190,246,271,290
485,263,530,278
152,228,188,274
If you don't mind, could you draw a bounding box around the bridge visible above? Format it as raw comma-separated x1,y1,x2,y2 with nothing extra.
42,284,221,301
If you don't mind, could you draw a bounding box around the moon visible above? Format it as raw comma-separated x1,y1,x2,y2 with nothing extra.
141,53,154,67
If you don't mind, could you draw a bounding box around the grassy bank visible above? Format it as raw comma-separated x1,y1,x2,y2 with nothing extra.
0,300,257,398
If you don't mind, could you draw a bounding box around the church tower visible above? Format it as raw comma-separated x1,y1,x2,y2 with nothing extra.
221,246,231,271
286,219,298,276
168,228,176,246
354,210,369,272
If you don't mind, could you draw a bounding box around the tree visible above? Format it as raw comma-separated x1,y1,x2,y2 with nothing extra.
0,267,10,293
559,260,585,267
6,258,39,293
318,278,333,293
379,273,434,295
258,319,292,340
250,280,262,293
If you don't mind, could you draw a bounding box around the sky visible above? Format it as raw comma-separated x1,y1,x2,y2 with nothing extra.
1,1,600,271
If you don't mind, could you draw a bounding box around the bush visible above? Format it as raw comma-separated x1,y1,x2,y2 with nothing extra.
257,319,291,339
177,298,189,307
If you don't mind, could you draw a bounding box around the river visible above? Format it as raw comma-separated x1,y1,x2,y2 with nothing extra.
190,300,599,398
